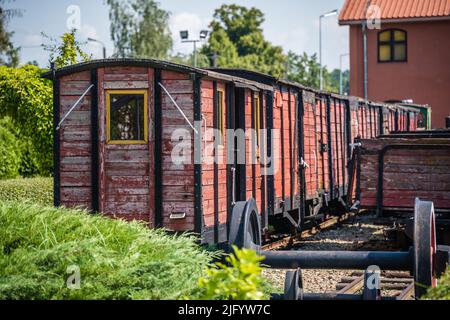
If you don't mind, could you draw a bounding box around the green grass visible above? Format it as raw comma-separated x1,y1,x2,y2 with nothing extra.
424,267,450,300
0,177,53,206
0,201,213,299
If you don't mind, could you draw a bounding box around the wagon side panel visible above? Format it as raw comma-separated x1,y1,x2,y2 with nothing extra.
59,71,93,210
160,70,195,231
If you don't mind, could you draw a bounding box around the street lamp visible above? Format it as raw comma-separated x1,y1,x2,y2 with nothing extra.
88,37,106,59
180,30,209,67
339,53,349,95
319,9,338,90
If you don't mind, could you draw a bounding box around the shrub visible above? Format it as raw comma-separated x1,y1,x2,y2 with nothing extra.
424,267,450,300
0,177,53,206
195,246,266,300
0,118,21,179
0,201,213,299
0,65,53,176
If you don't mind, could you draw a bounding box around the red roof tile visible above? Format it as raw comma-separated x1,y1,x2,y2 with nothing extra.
339,0,450,24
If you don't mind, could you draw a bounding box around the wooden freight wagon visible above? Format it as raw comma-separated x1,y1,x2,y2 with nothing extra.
359,131,450,215
43,59,273,244
209,69,386,228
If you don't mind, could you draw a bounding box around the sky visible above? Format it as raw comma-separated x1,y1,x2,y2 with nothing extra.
4,0,349,70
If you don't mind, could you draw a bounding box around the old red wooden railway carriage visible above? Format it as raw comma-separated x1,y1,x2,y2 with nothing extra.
44,59,420,245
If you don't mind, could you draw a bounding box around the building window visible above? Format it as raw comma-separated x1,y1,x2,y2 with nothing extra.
217,89,225,145
378,29,407,63
106,90,148,144
254,94,261,147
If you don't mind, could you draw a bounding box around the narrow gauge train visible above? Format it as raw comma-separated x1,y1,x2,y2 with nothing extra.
43,59,421,245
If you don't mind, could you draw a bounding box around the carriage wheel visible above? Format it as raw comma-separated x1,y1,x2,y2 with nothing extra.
284,268,303,301
414,198,437,298
228,199,262,251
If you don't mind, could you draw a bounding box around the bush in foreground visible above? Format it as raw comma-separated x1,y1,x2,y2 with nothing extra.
196,246,266,300
0,201,213,299
0,177,53,206
424,267,450,300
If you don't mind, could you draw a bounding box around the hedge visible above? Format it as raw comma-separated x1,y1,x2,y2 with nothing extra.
0,177,53,206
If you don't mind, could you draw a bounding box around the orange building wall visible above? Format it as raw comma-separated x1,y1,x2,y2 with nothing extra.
349,20,450,128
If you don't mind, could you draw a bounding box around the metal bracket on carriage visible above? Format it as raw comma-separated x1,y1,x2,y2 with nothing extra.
229,197,445,300
158,82,198,134
349,142,362,154
56,84,94,131
283,211,299,229
299,157,309,169
349,200,361,212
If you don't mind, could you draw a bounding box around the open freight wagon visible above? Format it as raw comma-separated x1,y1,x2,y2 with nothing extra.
44,59,421,245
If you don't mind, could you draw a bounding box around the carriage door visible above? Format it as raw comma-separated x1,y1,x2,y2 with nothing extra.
99,70,153,224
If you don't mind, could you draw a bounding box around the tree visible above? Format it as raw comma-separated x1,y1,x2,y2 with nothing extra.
201,4,286,77
286,51,349,93
0,1,20,67
106,0,172,59
329,68,349,95
42,29,91,68
286,51,321,88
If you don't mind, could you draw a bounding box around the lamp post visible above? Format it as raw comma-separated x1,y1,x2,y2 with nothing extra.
88,37,106,59
319,9,338,90
339,53,349,95
180,30,209,67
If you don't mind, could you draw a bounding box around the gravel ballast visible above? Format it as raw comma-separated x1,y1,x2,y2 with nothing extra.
263,213,393,294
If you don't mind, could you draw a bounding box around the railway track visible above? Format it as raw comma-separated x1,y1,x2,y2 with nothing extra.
335,271,415,300
262,212,357,251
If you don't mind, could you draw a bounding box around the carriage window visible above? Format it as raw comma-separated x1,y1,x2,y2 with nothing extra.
106,90,148,144
378,29,407,62
254,94,261,147
217,89,225,145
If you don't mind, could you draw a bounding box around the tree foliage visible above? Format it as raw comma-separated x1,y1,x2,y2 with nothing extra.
42,29,91,69
202,4,286,77
286,51,349,94
0,1,20,67
0,117,20,179
0,65,53,176
106,0,172,59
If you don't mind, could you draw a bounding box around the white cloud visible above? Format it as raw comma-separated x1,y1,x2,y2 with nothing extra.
169,12,210,55
23,34,43,47
267,26,310,55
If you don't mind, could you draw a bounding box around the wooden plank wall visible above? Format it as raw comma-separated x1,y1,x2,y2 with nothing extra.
201,80,227,230
160,70,195,231
303,92,319,200
248,91,264,212
360,138,450,210
245,90,254,201
286,89,300,209
330,98,347,197
273,91,284,208
59,71,93,209
100,66,152,223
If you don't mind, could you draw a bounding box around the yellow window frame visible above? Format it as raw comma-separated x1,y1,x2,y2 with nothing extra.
217,89,225,145
254,94,261,147
106,89,148,145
